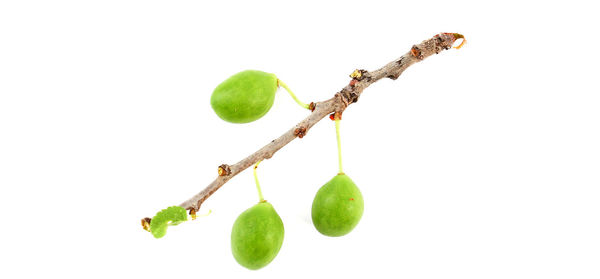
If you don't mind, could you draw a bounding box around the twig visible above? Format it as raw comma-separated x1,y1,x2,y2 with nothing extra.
142,33,464,223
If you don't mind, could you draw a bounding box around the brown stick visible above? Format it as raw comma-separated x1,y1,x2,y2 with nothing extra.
143,33,464,222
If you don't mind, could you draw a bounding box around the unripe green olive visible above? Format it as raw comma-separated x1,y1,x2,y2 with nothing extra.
211,70,278,123
311,174,364,237
231,202,284,270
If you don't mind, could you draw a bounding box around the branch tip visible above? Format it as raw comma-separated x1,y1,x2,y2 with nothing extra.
435,33,466,50
141,217,151,231
452,34,466,49
452,33,464,39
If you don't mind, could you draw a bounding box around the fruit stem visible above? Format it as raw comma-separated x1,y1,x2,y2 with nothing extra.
278,79,310,110
254,161,265,202
335,119,344,174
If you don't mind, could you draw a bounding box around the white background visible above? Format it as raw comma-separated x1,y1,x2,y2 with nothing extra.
1,0,599,278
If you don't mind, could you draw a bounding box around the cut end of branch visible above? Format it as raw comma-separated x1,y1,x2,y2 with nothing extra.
141,217,151,232
433,32,466,51
452,33,466,49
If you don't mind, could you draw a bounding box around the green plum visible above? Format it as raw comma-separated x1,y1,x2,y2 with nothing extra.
311,174,364,237
211,70,278,123
231,202,284,270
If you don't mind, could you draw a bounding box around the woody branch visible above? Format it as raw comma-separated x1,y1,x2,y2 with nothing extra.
141,32,465,226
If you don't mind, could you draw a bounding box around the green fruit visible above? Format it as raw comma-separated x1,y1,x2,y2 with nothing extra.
211,70,278,123
231,202,285,270
311,174,364,237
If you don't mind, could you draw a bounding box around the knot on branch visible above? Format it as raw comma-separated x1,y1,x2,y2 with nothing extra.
349,69,371,86
337,88,360,107
308,102,316,111
294,126,307,138
349,69,369,81
217,164,231,176
410,45,424,60
387,73,401,80
141,217,151,231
